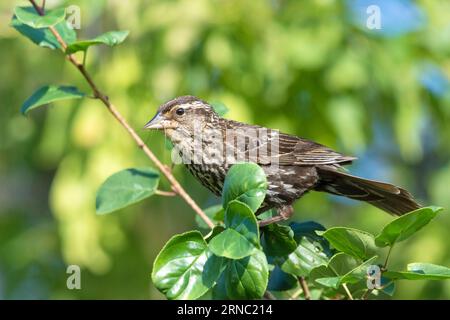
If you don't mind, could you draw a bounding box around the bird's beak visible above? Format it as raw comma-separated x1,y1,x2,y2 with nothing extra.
143,112,178,130
143,113,166,130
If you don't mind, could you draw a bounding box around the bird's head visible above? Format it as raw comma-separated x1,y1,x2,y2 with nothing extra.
143,96,218,139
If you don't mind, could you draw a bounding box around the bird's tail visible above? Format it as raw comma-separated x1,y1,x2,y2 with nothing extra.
315,166,421,216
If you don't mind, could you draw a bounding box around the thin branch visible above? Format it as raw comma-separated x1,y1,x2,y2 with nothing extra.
298,277,311,300
383,245,394,270
28,0,214,229
155,190,177,197
361,288,373,300
82,49,88,67
289,287,303,300
342,283,354,300
263,291,276,300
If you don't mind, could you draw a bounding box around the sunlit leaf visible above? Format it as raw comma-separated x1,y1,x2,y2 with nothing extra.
65,30,129,54
212,249,268,299
222,163,267,212
152,231,224,300
14,6,66,29
204,226,225,243
339,256,378,285
21,85,85,115
375,206,444,247
384,263,450,280
208,229,257,259
96,167,159,214
312,253,378,289
280,237,329,277
319,227,377,261
11,16,76,49
208,201,259,259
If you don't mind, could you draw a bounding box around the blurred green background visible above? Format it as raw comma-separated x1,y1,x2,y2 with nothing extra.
0,0,449,299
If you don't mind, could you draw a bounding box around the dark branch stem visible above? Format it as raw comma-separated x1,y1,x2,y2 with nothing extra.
263,291,276,300
28,0,214,229
298,277,311,300
383,245,394,270
361,288,373,300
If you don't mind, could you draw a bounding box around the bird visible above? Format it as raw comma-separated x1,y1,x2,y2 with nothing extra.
144,95,421,226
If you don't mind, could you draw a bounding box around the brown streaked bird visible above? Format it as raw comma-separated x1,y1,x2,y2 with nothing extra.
144,95,421,226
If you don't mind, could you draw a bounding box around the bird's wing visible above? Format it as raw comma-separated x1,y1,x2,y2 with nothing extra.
221,120,356,166
277,132,356,165
256,131,356,166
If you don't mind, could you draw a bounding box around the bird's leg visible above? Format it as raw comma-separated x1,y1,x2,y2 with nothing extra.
258,205,294,227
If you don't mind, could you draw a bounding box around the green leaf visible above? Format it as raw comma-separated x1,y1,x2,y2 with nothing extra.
21,85,85,115
267,266,298,291
212,249,269,299
310,253,358,283
261,224,297,257
290,221,332,257
384,263,450,280
96,167,159,214
280,237,329,277
152,231,224,300
257,209,277,221
222,163,267,212
326,252,360,275
272,221,331,278
375,206,444,247
224,201,259,244
319,227,377,261
339,256,378,285
312,254,378,289
380,276,396,296
65,30,130,54
291,221,327,241
195,204,223,229
204,226,225,243
210,102,229,117
208,201,259,259
208,229,257,259
315,277,341,288
11,16,76,49
14,6,66,29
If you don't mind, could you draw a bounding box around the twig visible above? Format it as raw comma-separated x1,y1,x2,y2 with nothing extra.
361,288,373,300
28,0,214,229
82,49,88,66
263,291,276,300
298,277,311,300
342,283,354,300
383,245,394,270
289,287,303,300
155,190,177,197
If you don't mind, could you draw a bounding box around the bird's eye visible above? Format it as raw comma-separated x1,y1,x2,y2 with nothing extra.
175,108,185,116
